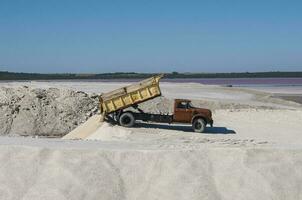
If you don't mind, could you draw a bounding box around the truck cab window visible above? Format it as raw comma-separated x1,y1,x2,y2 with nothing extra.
177,102,188,109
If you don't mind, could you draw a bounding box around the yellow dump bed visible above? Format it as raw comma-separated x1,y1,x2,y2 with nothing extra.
99,74,163,115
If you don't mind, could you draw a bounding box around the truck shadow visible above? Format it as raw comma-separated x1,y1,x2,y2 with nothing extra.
135,123,236,134
204,127,236,134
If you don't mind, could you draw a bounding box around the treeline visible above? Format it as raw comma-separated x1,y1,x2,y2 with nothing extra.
0,71,302,80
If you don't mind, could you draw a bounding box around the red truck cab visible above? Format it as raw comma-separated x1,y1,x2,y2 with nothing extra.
173,99,213,132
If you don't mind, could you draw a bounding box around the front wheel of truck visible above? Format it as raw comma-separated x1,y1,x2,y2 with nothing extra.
192,118,206,133
119,112,135,127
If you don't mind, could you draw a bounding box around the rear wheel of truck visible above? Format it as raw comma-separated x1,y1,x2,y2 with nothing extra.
192,118,206,133
119,112,135,127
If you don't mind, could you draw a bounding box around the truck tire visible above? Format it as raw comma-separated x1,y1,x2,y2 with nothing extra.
119,112,135,127
192,118,206,133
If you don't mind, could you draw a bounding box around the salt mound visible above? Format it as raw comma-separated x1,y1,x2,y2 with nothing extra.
86,122,132,141
0,87,99,137
62,115,103,140
0,145,302,200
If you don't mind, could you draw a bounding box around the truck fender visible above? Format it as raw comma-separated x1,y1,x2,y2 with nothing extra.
191,114,207,124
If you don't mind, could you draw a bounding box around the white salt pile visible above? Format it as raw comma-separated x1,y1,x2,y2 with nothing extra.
0,87,99,137
62,115,132,141
0,144,301,200
86,122,132,141
62,115,103,140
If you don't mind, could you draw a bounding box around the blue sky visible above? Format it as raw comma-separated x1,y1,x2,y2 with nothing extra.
0,0,301,73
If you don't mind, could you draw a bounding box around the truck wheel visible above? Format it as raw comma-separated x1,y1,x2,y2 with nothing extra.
119,112,135,127
192,118,206,133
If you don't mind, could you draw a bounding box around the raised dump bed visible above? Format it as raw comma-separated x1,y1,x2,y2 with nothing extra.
99,74,163,115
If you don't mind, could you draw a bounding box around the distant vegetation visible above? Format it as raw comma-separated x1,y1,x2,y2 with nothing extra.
0,71,302,80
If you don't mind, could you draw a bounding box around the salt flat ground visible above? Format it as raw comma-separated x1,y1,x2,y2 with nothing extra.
0,81,302,200
2,81,302,146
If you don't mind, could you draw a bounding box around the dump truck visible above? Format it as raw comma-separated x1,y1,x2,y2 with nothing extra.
99,74,213,132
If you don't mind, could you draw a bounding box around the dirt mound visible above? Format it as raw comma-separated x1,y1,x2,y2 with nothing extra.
0,86,99,137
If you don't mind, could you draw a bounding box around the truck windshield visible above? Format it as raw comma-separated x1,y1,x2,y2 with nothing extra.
188,102,195,108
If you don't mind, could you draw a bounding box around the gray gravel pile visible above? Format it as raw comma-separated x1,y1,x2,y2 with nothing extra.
0,86,99,137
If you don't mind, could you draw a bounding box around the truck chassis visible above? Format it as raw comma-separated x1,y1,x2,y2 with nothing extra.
107,105,173,125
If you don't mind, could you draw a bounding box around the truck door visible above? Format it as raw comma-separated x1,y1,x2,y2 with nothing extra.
174,101,192,123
